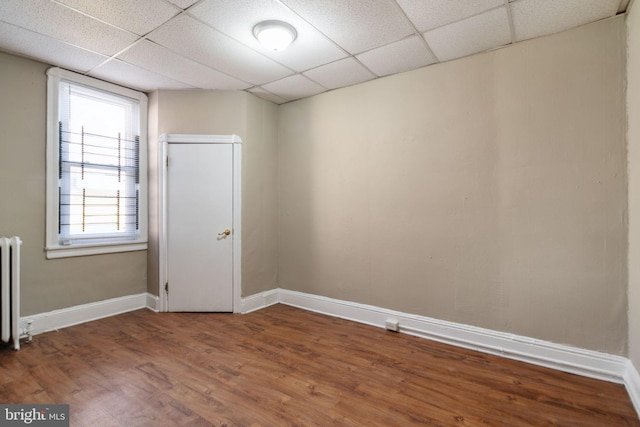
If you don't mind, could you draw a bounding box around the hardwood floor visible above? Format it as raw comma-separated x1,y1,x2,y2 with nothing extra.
0,304,638,426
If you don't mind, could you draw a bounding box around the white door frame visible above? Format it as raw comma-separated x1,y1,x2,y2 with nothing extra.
158,134,242,313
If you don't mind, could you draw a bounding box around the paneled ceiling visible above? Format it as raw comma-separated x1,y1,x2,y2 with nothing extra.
0,0,630,104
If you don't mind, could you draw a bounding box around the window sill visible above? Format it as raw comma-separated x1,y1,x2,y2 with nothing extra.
45,241,147,259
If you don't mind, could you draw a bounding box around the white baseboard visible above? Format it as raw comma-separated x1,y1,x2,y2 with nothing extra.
626,360,640,415
146,293,160,312
20,293,150,337
16,287,639,419
239,288,279,314
277,289,629,385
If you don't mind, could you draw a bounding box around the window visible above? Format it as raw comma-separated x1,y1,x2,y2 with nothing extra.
46,68,147,258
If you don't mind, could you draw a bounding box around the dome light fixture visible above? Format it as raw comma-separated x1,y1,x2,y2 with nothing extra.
253,20,297,52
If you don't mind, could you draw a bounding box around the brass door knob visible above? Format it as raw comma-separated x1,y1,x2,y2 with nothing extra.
218,229,231,236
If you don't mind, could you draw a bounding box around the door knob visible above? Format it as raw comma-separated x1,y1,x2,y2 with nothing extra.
218,229,231,236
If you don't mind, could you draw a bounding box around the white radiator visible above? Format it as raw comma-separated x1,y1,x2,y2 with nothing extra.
0,236,21,350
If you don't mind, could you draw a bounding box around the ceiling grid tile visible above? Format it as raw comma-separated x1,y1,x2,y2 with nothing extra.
280,0,415,54
356,35,438,77
511,0,621,41
303,57,376,90
53,0,181,36
0,0,628,103
117,39,251,90
0,0,139,56
147,13,293,85
424,7,512,63
188,0,348,72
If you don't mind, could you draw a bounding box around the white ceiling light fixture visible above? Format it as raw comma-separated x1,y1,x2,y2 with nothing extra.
253,20,297,52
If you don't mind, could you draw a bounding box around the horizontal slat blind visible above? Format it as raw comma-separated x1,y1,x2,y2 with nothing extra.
57,80,140,244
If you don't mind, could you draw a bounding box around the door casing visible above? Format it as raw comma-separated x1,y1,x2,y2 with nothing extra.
158,133,242,313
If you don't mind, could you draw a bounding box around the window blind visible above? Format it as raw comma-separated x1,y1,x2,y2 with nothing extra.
57,80,141,245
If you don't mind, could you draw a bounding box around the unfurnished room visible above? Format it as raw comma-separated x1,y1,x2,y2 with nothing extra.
1,0,640,425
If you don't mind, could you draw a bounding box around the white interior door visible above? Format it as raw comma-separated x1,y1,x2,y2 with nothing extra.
167,143,234,312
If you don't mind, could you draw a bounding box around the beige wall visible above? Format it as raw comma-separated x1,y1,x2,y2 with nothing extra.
627,1,640,370
147,90,279,298
243,93,279,295
278,17,627,354
0,52,146,316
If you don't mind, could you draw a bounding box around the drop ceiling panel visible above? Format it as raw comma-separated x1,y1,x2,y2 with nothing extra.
304,57,375,90
89,58,194,92
357,35,437,77
397,0,505,32
0,21,107,73
189,0,347,72
248,86,288,104
0,0,139,56
261,74,326,102
118,40,251,90
511,0,620,41
424,7,512,62
147,14,292,85
281,0,415,54
54,0,181,36
0,0,628,103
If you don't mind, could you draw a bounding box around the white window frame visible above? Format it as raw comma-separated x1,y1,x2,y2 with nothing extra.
45,67,148,259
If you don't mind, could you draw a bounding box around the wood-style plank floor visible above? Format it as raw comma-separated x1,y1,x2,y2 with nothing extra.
0,304,637,426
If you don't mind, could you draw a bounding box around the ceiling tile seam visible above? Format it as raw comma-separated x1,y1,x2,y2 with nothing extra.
289,72,330,92
271,0,354,58
247,85,290,103
253,86,294,103
183,11,299,76
0,42,100,76
423,4,511,34
47,0,179,38
299,71,377,97
417,35,441,64
42,2,248,88
247,94,285,105
139,27,253,89
0,13,140,69
129,38,255,90
245,72,309,92
85,38,150,78
512,14,620,46
43,0,191,81
291,49,380,80
351,56,383,79
0,19,113,74
419,4,513,62
342,53,383,79
297,72,331,92
99,10,256,91
349,33,440,69
137,8,188,39
391,0,440,64
94,46,207,91
159,0,200,11
247,0,381,80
